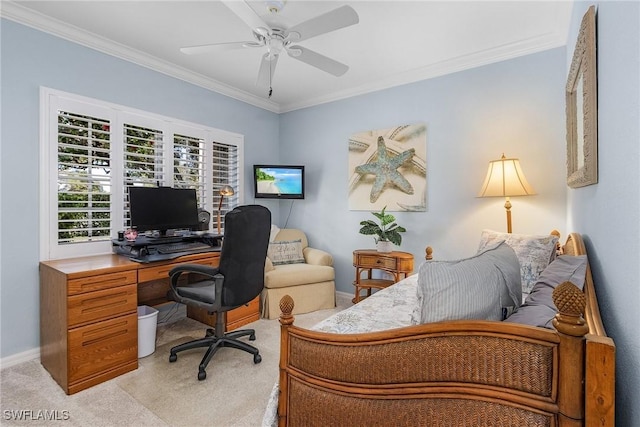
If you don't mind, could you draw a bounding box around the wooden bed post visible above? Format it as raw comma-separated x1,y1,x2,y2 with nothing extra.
278,295,294,427
553,281,590,427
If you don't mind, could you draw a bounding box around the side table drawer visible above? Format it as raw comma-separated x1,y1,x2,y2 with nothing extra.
68,270,137,296
358,254,397,270
68,313,137,384
68,284,137,327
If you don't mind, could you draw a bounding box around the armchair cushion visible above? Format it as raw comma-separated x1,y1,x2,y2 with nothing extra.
265,263,335,289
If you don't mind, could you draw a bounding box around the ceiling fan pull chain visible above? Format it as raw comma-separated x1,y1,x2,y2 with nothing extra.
268,57,273,98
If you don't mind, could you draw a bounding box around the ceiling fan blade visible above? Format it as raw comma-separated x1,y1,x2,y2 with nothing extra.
180,41,253,55
287,46,348,76
256,53,279,87
285,5,359,42
221,0,270,34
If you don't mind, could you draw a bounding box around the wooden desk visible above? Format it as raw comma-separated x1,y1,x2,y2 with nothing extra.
39,252,259,394
352,250,414,303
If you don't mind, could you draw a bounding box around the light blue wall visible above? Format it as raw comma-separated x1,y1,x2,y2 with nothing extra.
0,19,280,357
3,4,639,422
566,2,640,426
279,48,568,296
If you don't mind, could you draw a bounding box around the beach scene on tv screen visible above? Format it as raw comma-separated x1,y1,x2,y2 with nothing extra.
256,167,302,195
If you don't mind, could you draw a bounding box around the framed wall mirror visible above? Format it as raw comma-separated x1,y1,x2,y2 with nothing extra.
566,5,597,188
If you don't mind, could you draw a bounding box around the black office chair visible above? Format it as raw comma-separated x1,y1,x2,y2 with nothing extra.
167,205,271,380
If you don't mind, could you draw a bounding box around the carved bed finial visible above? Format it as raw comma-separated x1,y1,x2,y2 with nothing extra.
552,281,589,336
550,229,563,255
425,246,433,260
279,295,295,326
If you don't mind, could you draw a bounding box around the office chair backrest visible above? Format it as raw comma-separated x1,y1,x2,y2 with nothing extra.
218,205,271,308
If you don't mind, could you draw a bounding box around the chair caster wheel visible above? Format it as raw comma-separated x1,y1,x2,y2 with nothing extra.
198,370,206,381
169,353,177,363
249,333,256,341
254,354,262,364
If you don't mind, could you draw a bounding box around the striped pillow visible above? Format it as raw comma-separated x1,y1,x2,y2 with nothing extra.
411,241,521,324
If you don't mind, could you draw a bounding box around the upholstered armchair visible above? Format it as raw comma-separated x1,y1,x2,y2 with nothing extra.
261,228,335,319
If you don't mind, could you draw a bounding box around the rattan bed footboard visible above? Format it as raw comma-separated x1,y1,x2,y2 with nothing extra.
276,233,615,426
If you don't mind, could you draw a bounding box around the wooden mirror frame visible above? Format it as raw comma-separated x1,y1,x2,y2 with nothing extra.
566,6,597,188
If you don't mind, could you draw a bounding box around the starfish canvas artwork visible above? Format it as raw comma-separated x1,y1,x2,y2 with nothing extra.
349,124,427,211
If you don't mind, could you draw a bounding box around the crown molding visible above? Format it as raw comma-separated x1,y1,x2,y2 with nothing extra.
2,1,571,115
1,1,281,113
281,32,566,113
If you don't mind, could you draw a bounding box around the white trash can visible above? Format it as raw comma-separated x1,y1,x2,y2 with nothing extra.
137,305,159,358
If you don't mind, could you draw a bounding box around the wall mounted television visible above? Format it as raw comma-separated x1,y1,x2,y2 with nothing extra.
128,186,199,236
254,165,305,199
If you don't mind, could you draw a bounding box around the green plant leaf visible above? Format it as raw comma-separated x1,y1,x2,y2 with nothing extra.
358,205,406,246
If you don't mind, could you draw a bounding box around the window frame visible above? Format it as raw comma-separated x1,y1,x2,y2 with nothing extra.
40,87,244,261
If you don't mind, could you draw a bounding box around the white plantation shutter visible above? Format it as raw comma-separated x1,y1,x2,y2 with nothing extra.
56,111,112,244
123,123,165,228
174,134,206,206
212,141,239,230
41,88,244,260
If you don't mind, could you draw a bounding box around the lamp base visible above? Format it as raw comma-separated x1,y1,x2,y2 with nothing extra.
504,197,512,234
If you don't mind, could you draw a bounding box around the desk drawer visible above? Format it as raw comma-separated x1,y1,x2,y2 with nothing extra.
68,270,137,296
358,255,397,270
68,313,137,384
68,284,137,327
138,257,219,282
227,296,260,324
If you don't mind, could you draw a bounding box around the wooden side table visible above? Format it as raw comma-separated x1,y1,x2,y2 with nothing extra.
352,250,414,303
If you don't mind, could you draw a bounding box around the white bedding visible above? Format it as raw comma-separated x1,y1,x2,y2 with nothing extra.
261,274,418,426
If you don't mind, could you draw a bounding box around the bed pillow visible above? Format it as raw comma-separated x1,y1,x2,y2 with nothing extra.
411,241,521,324
267,239,305,265
478,229,559,297
505,255,587,329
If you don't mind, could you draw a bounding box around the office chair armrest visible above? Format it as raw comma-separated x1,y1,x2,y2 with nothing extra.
169,263,220,279
168,264,223,307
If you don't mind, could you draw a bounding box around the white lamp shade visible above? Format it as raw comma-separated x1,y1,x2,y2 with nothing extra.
478,155,535,197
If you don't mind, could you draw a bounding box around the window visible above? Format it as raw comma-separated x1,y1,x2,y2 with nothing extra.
40,88,244,260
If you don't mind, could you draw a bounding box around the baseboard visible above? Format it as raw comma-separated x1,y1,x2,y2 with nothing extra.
335,290,352,303
0,347,40,369
1,294,352,370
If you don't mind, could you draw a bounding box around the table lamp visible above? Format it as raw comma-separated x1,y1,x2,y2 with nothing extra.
478,154,535,233
217,185,235,235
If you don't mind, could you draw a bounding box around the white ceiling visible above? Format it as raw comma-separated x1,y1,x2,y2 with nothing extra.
2,1,573,113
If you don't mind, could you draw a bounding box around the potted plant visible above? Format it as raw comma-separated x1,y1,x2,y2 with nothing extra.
359,206,406,253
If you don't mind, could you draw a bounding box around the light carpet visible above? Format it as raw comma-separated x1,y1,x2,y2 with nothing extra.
0,294,351,427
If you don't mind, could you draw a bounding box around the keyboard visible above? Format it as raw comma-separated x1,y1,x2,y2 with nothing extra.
156,242,212,254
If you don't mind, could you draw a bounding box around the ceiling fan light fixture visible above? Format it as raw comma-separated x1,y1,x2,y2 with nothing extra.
265,0,286,14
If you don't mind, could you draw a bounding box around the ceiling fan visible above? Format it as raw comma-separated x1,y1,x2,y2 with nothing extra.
180,0,359,97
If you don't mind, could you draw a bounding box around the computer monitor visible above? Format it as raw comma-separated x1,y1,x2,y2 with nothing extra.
128,186,199,237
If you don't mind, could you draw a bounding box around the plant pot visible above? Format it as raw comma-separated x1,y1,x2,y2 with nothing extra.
376,241,393,253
